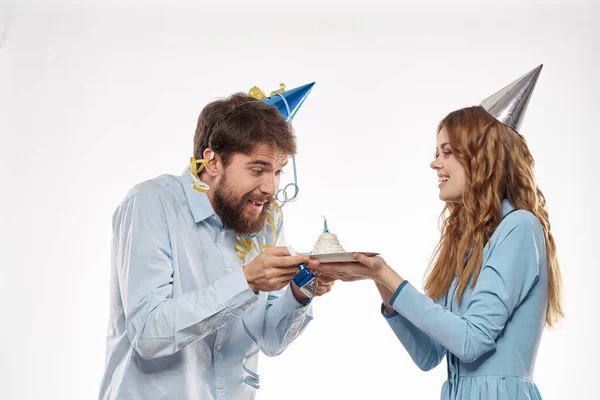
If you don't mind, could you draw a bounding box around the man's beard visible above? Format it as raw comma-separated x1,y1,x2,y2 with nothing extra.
212,173,271,236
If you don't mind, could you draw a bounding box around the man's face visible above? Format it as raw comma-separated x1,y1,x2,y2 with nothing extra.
212,143,288,235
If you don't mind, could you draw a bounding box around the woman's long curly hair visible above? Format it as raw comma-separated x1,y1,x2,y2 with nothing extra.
423,106,563,327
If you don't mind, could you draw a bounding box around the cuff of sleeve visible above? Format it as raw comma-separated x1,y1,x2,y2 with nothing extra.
381,303,399,319
214,265,258,308
388,280,409,307
279,283,311,314
390,281,421,314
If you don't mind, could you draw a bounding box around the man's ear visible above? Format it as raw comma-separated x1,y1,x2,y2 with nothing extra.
203,148,219,177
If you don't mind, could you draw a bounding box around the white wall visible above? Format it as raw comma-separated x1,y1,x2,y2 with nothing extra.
1,0,598,398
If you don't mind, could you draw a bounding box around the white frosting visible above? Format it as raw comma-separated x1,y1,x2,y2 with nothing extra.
312,232,345,254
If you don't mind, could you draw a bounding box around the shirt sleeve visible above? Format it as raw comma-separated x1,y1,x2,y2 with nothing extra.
389,212,544,363
114,193,258,360
381,281,446,371
259,213,313,356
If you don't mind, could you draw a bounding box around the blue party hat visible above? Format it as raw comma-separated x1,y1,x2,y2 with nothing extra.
248,82,315,121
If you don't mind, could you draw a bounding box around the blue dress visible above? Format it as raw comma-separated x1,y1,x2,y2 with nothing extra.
383,200,548,399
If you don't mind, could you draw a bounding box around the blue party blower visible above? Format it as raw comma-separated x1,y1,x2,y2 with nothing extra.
287,245,318,298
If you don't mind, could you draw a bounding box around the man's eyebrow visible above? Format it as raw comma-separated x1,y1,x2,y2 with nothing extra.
247,160,272,167
247,158,289,168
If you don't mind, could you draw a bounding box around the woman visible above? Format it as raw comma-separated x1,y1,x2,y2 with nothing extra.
316,69,563,399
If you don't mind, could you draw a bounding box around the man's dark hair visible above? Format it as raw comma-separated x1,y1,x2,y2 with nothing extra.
193,93,296,165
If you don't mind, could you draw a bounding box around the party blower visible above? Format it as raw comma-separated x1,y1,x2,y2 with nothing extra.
287,246,318,298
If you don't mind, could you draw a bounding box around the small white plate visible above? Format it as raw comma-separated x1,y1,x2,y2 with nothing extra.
308,252,379,263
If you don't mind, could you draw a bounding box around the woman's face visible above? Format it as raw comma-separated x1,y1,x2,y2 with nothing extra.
430,127,466,203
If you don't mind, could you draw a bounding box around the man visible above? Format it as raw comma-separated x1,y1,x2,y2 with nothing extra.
99,88,332,400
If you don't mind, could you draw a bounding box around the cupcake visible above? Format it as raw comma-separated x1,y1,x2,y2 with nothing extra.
312,217,345,254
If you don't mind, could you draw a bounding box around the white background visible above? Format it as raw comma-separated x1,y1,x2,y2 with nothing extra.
1,0,598,399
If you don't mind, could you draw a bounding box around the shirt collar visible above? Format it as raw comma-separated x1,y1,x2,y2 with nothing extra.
180,167,216,223
501,198,515,217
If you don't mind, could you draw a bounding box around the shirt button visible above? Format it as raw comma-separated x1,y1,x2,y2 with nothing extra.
218,383,224,390
243,304,250,309
227,267,233,273
217,344,222,351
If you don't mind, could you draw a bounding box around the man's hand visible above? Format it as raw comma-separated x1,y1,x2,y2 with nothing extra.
289,271,334,304
314,272,335,296
313,268,368,283
243,247,318,292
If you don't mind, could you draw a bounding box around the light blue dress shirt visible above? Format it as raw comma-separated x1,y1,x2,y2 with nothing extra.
383,200,548,399
99,168,313,400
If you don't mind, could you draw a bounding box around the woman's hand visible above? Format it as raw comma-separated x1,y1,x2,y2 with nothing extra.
313,253,404,291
